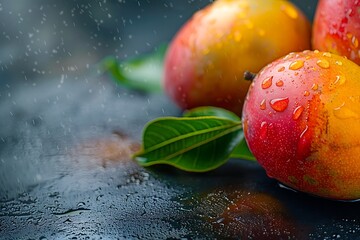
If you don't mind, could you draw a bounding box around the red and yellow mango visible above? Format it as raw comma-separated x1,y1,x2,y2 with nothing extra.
313,0,360,65
243,50,360,200
164,0,311,115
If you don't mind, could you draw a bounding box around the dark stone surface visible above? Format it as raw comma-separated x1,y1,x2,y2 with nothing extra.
2,1,360,239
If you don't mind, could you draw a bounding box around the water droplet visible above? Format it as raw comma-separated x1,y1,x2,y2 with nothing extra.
304,90,310,96
322,52,332,57
330,75,346,89
278,66,285,72
284,52,296,60
297,125,311,158
328,77,343,90
289,60,304,70
260,121,268,139
335,60,343,66
311,83,318,90
351,36,359,48
333,102,359,119
261,76,273,89
275,80,284,87
77,202,86,208
281,4,298,19
270,97,289,112
260,99,266,110
316,59,330,69
292,106,305,120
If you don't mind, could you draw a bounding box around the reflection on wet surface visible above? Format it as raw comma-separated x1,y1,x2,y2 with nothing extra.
1,109,360,239
74,130,141,168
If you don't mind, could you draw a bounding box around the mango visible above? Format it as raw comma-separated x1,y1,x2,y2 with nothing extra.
242,50,360,200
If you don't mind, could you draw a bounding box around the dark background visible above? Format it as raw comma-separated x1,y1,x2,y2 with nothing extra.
0,0,317,85
5,1,360,240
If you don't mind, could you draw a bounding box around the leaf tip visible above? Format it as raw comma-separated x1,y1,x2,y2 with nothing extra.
99,56,117,72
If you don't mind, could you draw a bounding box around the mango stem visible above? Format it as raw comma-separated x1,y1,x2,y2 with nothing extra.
244,71,257,81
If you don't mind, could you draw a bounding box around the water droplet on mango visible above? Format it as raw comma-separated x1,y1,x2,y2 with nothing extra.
335,75,346,85
276,80,284,87
292,106,305,120
270,97,289,112
284,52,296,60
316,59,330,69
311,83,318,91
289,60,304,70
260,99,266,110
329,75,346,90
335,60,343,66
278,66,285,72
333,102,359,119
261,76,273,89
351,36,359,48
297,125,311,159
260,121,268,139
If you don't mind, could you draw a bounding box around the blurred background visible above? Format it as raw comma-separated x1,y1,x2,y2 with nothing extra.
0,0,317,86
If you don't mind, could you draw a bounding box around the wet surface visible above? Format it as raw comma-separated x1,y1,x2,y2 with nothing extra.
1,0,360,239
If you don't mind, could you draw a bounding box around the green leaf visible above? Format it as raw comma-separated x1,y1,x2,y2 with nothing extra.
183,106,240,121
134,116,243,172
101,44,166,93
183,106,255,161
230,138,256,161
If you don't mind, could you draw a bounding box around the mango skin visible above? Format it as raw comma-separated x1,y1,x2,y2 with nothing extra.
242,50,360,200
164,0,311,116
313,0,360,65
